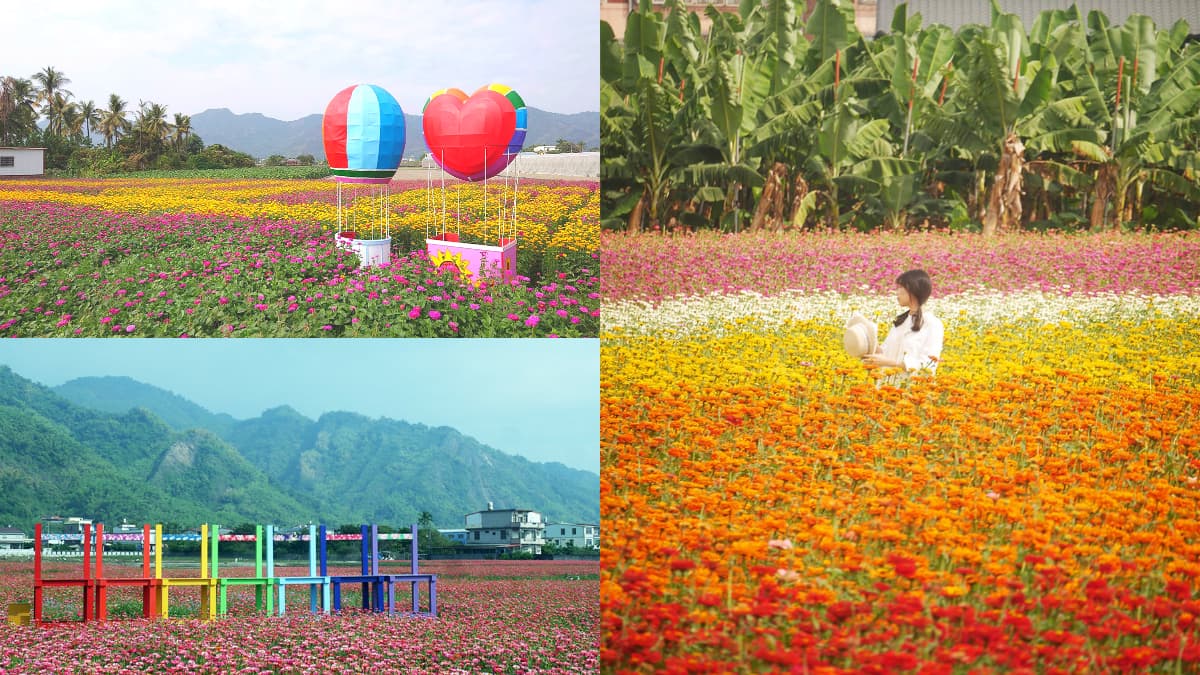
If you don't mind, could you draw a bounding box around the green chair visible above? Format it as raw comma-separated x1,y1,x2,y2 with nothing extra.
216,524,275,616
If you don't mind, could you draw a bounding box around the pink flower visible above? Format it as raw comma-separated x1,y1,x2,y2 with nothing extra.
524,314,539,328
408,306,422,320
125,324,136,332
428,310,442,320
768,539,794,550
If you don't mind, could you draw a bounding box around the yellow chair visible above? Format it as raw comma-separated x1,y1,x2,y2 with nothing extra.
155,524,218,620
7,602,31,626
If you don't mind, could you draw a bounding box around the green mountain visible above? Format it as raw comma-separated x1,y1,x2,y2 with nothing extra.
55,376,237,437
188,107,600,161
45,372,599,528
0,367,313,527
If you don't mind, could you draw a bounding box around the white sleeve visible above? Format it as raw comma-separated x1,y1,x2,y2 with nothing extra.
902,318,944,371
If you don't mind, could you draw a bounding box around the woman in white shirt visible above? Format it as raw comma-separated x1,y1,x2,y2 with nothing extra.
862,269,944,375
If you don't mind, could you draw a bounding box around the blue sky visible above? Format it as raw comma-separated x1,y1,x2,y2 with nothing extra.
4,1,599,120
0,339,599,474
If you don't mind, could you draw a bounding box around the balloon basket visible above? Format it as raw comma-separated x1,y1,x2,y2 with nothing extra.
426,235,516,282
336,233,392,267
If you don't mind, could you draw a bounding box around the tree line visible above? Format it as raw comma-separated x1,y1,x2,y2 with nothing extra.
601,0,1200,233
0,66,255,174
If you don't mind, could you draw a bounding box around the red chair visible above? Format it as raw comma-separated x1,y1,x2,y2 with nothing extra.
33,522,97,624
94,524,159,620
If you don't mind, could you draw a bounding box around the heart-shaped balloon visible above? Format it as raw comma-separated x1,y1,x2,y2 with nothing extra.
423,84,527,182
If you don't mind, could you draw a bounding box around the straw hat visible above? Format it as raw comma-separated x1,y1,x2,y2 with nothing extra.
843,313,878,357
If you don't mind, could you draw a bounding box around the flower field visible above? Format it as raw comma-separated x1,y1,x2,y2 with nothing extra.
0,178,599,337
0,559,598,674
601,231,1200,672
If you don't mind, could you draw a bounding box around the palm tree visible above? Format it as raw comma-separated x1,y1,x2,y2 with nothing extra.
78,100,99,140
98,94,130,148
137,101,171,142
44,92,80,138
31,66,72,133
132,101,172,157
172,112,191,151
2,77,39,145
60,102,84,142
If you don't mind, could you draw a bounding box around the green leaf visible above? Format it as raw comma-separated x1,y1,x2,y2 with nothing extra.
846,119,894,159
917,26,956,99
890,1,907,34
791,190,820,227
1144,167,1200,199
992,12,1028,84
1121,14,1158,93
832,174,881,196
807,0,854,64
1070,140,1110,162
1017,65,1053,119
1027,160,1094,189
765,0,798,94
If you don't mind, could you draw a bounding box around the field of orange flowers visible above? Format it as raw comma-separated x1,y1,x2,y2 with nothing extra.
601,232,1200,673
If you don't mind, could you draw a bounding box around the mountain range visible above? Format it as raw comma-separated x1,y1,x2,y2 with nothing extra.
0,367,598,530
189,107,600,161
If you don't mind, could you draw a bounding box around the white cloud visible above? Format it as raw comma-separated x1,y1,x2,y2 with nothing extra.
4,0,599,119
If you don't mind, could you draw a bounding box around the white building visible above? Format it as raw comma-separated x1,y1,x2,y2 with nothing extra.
0,147,46,177
0,527,32,551
544,523,600,551
464,504,545,554
438,528,469,545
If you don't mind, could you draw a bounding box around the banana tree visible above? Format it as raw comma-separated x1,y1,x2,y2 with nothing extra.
923,2,1107,235
600,1,689,231
1071,12,1200,230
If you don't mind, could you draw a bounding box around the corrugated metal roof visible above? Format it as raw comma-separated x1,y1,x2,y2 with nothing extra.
875,0,1200,34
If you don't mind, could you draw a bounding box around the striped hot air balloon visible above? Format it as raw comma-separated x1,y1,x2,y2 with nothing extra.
322,84,405,183
422,83,527,182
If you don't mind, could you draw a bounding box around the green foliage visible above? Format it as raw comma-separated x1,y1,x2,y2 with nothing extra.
5,368,600,530
602,3,1200,231
102,165,330,180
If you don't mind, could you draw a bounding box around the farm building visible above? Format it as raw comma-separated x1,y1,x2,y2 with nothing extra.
872,0,1200,35
0,147,46,177
544,523,600,550
602,1,1200,40
464,504,546,555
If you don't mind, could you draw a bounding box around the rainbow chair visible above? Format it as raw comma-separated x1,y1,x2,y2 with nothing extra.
269,524,331,615
94,523,160,621
321,524,437,617
321,524,389,613
378,523,437,618
216,525,276,616
32,522,98,624
155,524,218,620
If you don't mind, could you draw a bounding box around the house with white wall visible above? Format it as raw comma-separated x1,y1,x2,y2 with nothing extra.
0,147,46,177
464,504,545,554
544,523,599,551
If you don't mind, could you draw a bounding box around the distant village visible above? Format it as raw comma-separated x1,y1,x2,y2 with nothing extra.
0,503,599,559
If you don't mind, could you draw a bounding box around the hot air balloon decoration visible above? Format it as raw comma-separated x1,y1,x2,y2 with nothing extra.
421,83,526,282
322,83,405,267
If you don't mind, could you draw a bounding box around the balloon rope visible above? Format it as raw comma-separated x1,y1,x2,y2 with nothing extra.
441,150,447,237
501,153,508,244
512,166,520,244
337,181,343,236
483,146,488,241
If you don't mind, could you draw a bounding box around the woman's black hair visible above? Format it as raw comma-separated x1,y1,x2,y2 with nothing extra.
893,269,932,332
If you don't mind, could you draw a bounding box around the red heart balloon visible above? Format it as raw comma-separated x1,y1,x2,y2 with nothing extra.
422,88,517,181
